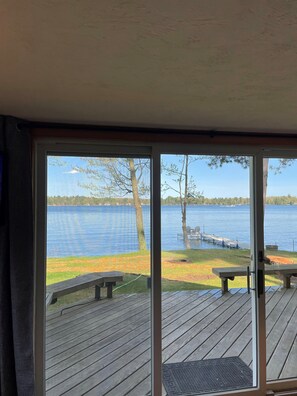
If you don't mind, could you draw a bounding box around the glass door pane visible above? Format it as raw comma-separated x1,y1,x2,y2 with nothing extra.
160,154,259,395
45,155,151,395
264,157,297,382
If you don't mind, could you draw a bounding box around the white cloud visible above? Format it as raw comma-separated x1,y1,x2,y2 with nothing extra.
64,168,79,174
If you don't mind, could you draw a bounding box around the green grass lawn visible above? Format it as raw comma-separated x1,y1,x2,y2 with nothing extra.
46,248,297,311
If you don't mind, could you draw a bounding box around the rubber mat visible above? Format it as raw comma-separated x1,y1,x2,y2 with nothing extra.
163,357,253,395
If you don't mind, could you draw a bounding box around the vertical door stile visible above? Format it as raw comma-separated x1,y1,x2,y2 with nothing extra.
250,156,257,387
35,143,48,396
252,153,266,392
151,148,162,396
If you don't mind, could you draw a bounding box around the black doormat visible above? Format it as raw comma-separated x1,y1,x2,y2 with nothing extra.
163,357,253,395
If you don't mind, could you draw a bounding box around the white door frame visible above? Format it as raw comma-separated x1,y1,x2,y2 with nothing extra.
259,149,297,393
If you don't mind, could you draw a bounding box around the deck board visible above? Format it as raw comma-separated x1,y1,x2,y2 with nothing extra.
46,292,182,379
47,291,219,394
166,289,245,363
267,296,297,380
46,287,297,395
46,291,210,392
46,296,151,360
184,292,252,362
280,329,297,379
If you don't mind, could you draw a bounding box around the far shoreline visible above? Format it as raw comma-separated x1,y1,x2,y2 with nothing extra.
47,203,297,207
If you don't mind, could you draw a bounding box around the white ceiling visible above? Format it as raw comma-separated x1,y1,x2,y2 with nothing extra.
1,0,297,132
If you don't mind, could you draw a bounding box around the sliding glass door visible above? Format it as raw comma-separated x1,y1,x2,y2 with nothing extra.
35,144,155,395
37,142,297,395
160,153,262,395
44,154,152,396
263,155,297,388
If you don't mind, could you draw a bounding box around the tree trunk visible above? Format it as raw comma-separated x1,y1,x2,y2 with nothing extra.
182,207,190,249
263,158,269,206
182,156,191,249
129,159,147,251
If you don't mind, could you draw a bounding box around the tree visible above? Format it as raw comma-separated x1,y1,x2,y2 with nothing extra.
162,155,202,249
207,156,295,206
78,157,149,251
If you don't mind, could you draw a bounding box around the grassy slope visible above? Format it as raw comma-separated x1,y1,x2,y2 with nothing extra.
46,249,297,310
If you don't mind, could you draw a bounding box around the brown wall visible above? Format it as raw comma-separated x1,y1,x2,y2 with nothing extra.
31,127,297,148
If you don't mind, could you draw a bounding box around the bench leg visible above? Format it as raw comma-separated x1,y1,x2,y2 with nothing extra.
283,275,291,289
221,278,229,293
95,285,101,300
106,282,116,298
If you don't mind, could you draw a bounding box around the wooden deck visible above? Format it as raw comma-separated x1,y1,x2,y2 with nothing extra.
45,286,297,395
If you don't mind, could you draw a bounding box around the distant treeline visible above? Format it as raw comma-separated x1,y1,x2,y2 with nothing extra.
47,196,150,206
48,195,297,206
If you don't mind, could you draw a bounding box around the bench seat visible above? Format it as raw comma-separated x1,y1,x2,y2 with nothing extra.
46,271,123,306
212,264,297,293
46,292,54,307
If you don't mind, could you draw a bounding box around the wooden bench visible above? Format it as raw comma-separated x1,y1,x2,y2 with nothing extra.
46,271,123,307
46,292,54,307
212,264,297,293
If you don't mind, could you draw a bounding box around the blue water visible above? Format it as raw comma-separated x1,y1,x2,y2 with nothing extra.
47,205,297,257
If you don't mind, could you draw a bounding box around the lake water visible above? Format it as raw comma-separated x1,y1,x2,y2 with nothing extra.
47,205,297,257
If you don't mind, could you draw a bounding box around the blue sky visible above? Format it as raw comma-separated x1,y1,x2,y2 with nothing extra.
47,156,297,198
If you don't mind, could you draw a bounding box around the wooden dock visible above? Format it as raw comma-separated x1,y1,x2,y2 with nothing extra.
178,228,244,249
46,287,297,395
200,232,240,248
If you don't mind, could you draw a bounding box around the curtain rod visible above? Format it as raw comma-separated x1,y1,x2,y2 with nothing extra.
17,121,297,139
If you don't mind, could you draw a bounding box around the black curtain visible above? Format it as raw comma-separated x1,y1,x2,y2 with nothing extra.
0,116,34,395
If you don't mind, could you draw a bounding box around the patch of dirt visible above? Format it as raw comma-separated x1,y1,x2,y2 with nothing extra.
165,259,192,264
178,274,216,282
266,255,294,265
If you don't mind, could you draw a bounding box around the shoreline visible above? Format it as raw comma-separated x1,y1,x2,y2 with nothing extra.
47,203,296,207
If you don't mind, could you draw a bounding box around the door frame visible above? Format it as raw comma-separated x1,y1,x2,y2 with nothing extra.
155,145,266,396
34,140,153,395
35,138,297,395
259,149,297,393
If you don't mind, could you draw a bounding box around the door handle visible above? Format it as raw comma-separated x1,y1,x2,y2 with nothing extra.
247,266,255,294
247,266,264,297
257,269,264,297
